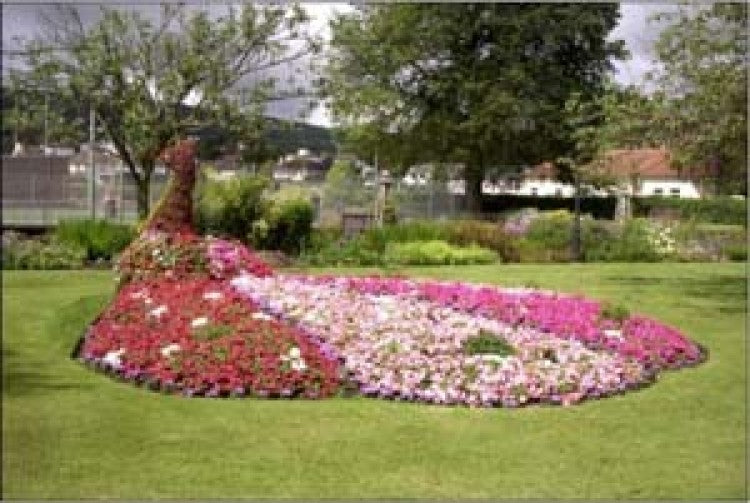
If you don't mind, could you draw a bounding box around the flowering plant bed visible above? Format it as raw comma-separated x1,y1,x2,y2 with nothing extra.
76,139,706,407
229,273,706,407
115,230,273,283
79,277,340,398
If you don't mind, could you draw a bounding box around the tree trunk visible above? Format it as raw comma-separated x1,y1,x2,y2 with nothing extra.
464,159,484,216
135,161,154,221
136,177,151,221
571,178,582,262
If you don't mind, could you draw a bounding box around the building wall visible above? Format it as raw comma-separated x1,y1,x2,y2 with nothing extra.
515,179,576,197
638,179,701,199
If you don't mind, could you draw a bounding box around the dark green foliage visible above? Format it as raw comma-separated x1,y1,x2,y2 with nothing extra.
463,330,516,357
724,243,747,262
326,4,625,211
195,175,269,241
523,211,574,251
480,195,617,219
260,198,314,255
600,303,631,323
192,323,234,342
633,197,746,226
55,219,135,261
584,219,660,262
444,220,520,262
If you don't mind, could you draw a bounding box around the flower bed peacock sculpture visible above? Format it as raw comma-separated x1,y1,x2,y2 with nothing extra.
75,139,707,406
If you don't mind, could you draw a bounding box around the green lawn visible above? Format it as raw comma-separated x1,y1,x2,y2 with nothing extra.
2,263,746,499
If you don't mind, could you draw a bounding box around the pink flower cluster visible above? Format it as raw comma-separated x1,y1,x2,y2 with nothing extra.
230,274,697,407
206,237,274,279
309,275,704,371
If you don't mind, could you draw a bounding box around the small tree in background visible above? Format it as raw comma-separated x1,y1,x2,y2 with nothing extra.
7,3,318,218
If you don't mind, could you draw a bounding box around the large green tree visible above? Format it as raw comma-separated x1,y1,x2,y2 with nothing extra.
323,3,625,211
7,3,316,217
649,3,747,194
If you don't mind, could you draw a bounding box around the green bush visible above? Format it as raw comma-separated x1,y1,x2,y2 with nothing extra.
258,197,314,255
2,237,85,270
633,196,747,226
301,235,384,267
598,219,661,262
444,219,520,262
363,220,449,244
525,210,574,248
55,219,134,261
724,243,747,262
383,240,498,266
195,174,269,241
463,329,516,357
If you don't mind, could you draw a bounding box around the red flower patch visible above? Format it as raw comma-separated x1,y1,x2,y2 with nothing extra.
81,277,340,398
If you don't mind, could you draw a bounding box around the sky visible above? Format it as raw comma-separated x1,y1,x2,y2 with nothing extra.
1,2,674,127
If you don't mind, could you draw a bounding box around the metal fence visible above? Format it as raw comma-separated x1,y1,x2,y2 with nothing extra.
2,154,168,228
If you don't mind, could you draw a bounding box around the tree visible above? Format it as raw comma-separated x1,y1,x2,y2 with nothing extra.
8,4,317,218
323,4,625,212
649,3,747,194
2,85,89,152
596,81,670,151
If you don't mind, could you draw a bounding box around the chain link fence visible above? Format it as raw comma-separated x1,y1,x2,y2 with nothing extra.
2,152,167,228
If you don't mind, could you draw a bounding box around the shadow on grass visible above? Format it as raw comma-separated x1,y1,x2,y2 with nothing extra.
2,345,96,397
607,274,746,314
2,294,108,398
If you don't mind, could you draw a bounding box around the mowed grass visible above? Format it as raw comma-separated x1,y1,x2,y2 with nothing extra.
2,263,746,499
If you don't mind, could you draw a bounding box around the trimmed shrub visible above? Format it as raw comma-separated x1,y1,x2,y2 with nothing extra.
362,220,448,244
445,219,520,262
524,210,575,252
480,194,617,219
259,197,314,255
55,219,135,261
633,196,747,226
384,240,498,266
2,237,85,270
195,174,269,240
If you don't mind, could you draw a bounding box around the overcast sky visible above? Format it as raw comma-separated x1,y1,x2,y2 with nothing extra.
2,2,674,127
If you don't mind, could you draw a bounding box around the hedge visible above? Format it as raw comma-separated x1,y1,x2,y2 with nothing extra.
480,195,617,219
632,197,746,226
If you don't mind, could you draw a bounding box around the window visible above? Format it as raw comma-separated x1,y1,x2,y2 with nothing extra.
670,188,681,197
653,188,664,196
531,187,538,196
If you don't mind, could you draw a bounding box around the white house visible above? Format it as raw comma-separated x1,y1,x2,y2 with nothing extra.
511,148,705,199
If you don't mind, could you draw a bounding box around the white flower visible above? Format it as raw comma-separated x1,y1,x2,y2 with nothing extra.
603,329,623,340
288,346,301,359
251,312,273,321
203,291,223,301
191,317,209,328
291,358,307,371
480,354,506,363
103,348,125,369
149,305,168,318
160,343,181,357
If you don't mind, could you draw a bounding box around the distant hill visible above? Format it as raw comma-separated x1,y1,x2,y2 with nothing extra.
264,119,336,156
2,85,336,157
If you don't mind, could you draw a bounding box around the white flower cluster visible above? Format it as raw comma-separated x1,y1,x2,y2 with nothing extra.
645,222,676,256
280,346,307,371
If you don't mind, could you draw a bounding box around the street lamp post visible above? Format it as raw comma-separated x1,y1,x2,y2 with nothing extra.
89,105,96,219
